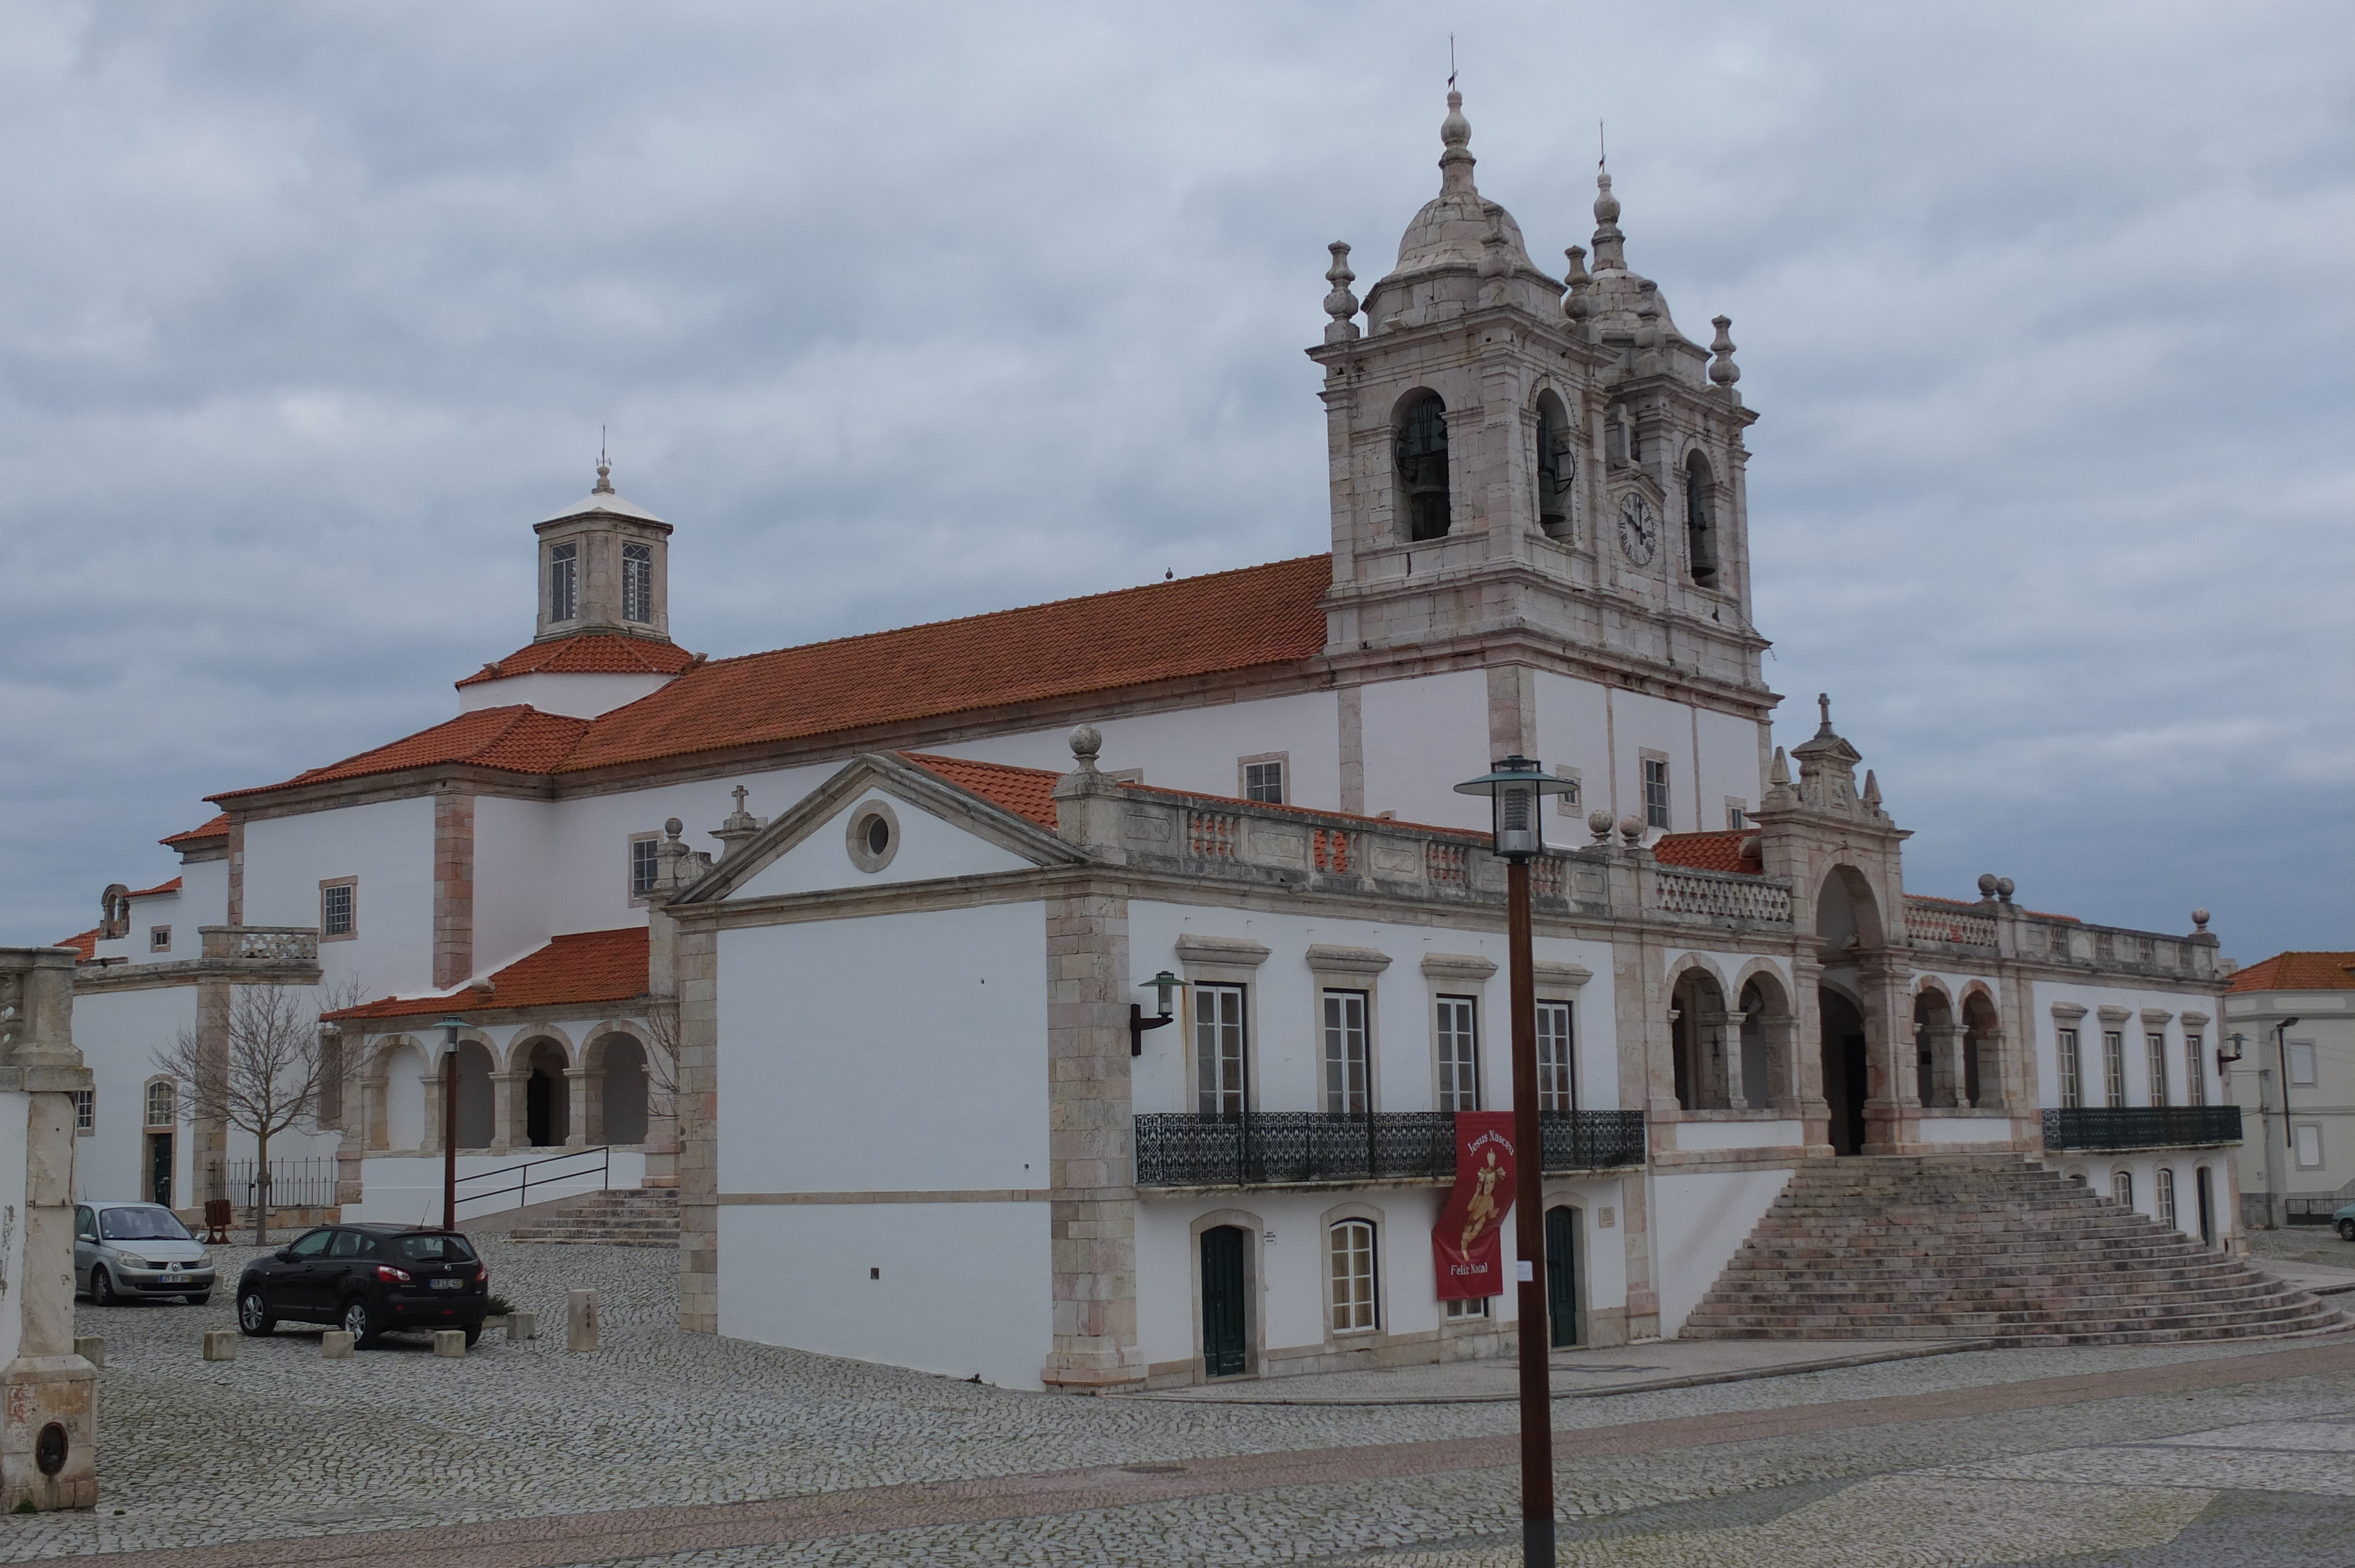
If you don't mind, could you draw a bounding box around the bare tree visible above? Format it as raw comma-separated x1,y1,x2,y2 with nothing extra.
640,996,684,1114
154,981,360,1245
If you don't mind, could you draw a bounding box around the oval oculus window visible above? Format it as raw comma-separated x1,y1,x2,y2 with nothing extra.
845,800,901,873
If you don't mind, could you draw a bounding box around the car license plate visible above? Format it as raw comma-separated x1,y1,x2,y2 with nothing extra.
429,1277,464,1290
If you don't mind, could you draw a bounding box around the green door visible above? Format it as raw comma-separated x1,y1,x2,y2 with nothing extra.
1200,1225,1248,1377
148,1132,174,1209
1545,1205,1578,1348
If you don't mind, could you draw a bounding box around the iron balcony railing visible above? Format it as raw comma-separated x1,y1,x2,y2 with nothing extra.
1133,1109,1645,1189
209,1156,339,1210
2041,1105,2242,1152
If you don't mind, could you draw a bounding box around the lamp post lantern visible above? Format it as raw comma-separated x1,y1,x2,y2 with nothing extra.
438,1017,466,1231
1454,755,1575,1568
1130,969,1181,1056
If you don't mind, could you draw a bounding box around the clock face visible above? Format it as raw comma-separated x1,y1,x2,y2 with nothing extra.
1617,494,1657,564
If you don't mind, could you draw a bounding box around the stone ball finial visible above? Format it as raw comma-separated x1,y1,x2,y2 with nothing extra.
1441,88,1470,150
664,817,683,840
1995,877,2016,901
1069,724,1103,766
1617,814,1644,847
2192,908,2211,932
1977,873,1999,898
1587,808,1615,843
1708,315,1741,389
1593,168,1620,226
1322,242,1360,343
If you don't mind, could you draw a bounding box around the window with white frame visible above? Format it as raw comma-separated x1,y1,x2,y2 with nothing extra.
2290,1040,2317,1087
1726,801,1748,831
1435,996,1481,1111
2057,1028,2083,1108
1328,1220,1378,1334
2111,1169,2133,1208
72,1089,94,1133
2102,1031,2126,1108
2297,1123,2324,1169
1537,1000,1575,1111
2185,1036,2205,1107
1444,1295,1490,1319
549,541,578,622
629,834,661,899
1641,756,1671,832
2146,1032,2170,1108
145,1080,175,1128
622,542,654,623
1195,984,1248,1117
1322,990,1369,1115
320,878,357,940
2157,1167,2178,1231
1240,756,1285,805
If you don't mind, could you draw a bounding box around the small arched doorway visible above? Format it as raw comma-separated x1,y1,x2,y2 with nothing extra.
1200,1225,1249,1378
1820,988,1869,1155
1544,1204,1580,1348
598,1035,649,1145
523,1039,570,1148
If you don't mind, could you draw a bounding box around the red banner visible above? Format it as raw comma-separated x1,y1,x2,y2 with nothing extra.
1432,1111,1515,1300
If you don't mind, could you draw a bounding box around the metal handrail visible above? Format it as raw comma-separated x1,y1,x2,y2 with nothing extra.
1134,1110,1644,1188
452,1145,612,1214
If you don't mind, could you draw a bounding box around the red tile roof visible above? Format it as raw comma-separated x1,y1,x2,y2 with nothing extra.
2229,951,2355,994
160,814,229,848
128,878,183,899
324,928,651,1021
1654,829,1763,876
456,634,701,689
213,706,593,800
901,754,1064,830
55,928,99,962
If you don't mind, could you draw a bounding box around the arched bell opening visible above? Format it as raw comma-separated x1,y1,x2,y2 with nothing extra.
1394,391,1451,542
1533,390,1577,542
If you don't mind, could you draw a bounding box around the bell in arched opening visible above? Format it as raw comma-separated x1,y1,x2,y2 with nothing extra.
1395,393,1451,542
1684,451,1719,586
1535,397,1576,539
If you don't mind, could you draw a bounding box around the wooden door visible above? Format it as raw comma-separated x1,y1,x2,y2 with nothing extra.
1200,1225,1248,1377
147,1132,174,1208
1545,1205,1579,1348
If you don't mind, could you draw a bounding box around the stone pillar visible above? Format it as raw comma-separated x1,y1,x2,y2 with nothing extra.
420,1064,446,1154
1039,884,1145,1392
673,925,719,1334
1618,1173,1660,1341
1923,1023,1965,1110
563,1066,593,1148
1858,952,1918,1154
1700,1010,1744,1109
190,979,231,1201
488,1071,520,1155
1,948,98,1511
431,792,475,990
1789,954,1832,1154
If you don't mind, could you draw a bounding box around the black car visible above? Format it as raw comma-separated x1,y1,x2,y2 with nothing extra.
236,1224,491,1347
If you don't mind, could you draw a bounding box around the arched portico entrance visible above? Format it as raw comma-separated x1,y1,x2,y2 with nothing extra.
1820,988,1869,1155
520,1038,570,1147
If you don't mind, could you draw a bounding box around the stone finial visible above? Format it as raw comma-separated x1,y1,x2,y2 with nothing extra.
664,817,683,841
1978,872,1999,898
1708,315,1741,394
1587,808,1615,845
1068,723,1103,773
1561,245,1592,323
1591,168,1627,271
2191,908,2211,933
593,459,615,496
1323,242,1360,344
1815,693,1835,736
1769,747,1790,787
1995,878,2015,902
1617,814,1644,847
1861,769,1882,809
1439,89,1475,195
712,785,764,859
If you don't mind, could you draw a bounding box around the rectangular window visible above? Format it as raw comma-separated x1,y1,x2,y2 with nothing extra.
1725,802,1748,831
145,1081,175,1127
1537,1000,1575,1112
1554,766,1582,815
622,542,654,623
1328,1220,1378,1334
319,879,357,940
148,925,171,953
629,835,661,899
1321,990,1369,1115
2057,1028,2082,1108
1444,1295,1489,1319
1436,996,1481,1111
2296,1123,2323,1169
2102,1031,2126,1108
2157,1167,2177,1232
2146,1032,2170,1108
2289,1040,2317,1086
2185,1037,2205,1106
1641,757,1671,831
1195,984,1247,1117
549,541,578,622
1241,756,1285,805
72,1089,94,1133
2111,1169,2133,1208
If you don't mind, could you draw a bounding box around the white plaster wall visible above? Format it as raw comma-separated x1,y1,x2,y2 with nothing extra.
2032,977,2226,1110
1698,706,1764,829
66,985,197,1203
2045,1150,2235,1243
178,858,230,928
715,906,1050,1194
0,1091,26,1366
717,1201,1053,1389
729,791,1032,902
1357,669,1491,832
1533,673,1611,833
1915,1116,2012,1147
243,797,436,997
343,1150,644,1225
1126,901,1618,1117
1651,1166,1796,1336
458,670,675,718
472,796,556,974
384,1041,427,1150
937,690,1342,812
1595,686,1726,838
1674,1119,1804,1151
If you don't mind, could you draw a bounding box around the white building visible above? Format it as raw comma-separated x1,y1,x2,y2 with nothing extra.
58,93,2255,1387
2224,952,2355,1230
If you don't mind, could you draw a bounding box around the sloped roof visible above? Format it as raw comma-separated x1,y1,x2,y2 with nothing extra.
323,928,650,1021
901,754,1063,830
1654,829,1763,876
213,706,593,800
2229,951,2355,994
127,878,183,899
456,634,701,689
55,928,99,962
160,814,229,848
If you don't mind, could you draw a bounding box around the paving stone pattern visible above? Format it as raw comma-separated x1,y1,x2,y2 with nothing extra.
24,1238,2355,1566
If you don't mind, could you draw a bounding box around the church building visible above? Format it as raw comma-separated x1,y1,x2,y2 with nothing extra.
61,95,2315,1390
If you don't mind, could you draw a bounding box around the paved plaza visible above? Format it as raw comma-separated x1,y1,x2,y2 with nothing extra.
24,1237,2355,1566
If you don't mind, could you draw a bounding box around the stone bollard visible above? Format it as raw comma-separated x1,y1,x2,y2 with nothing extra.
321,1331,356,1359
72,1336,103,1368
506,1311,539,1343
201,1330,237,1362
433,1330,467,1358
566,1290,599,1352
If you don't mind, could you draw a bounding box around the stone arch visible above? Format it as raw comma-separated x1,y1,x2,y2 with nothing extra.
1393,388,1451,542
1682,447,1719,586
1532,387,1577,540
1958,984,2004,1109
1189,1207,1265,1381
585,1027,652,1147
509,1034,573,1148
1912,982,1959,1108
1818,985,1870,1155
374,1036,428,1152
1815,865,1885,953
503,1025,576,1075
1667,957,1738,1110
1734,962,1796,1109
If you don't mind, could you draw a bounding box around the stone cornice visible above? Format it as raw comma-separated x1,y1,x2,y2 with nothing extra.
72,957,321,993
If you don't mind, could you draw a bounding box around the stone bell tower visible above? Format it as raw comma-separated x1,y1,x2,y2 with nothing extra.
533,459,675,645
1306,92,1774,770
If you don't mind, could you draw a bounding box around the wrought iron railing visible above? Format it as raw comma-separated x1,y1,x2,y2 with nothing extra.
2286,1197,2345,1227
453,1145,613,1214
1133,1110,1644,1188
2041,1105,2241,1151
211,1155,338,1209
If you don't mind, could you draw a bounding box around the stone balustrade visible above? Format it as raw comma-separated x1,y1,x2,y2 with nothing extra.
199,926,321,962
1653,865,1794,927
1904,898,1999,950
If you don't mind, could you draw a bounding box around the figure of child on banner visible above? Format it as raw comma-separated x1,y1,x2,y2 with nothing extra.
1432,1111,1516,1300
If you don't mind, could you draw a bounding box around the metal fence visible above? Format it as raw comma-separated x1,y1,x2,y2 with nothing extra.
2041,1105,2242,1152
2286,1197,2347,1228
1133,1110,1644,1188
210,1156,339,1210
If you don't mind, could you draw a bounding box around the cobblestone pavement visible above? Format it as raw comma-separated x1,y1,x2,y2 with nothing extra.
23,1238,2355,1566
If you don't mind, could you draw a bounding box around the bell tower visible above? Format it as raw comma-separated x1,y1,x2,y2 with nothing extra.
1306,93,1773,765
533,459,675,645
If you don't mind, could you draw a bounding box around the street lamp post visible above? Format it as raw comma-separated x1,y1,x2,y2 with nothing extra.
438,1017,466,1231
1454,755,1575,1568
2275,1017,2303,1151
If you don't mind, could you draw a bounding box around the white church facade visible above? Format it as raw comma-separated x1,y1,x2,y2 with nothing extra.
58,94,2262,1389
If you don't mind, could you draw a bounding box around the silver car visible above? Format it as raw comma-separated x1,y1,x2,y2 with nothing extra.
74,1202,215,1306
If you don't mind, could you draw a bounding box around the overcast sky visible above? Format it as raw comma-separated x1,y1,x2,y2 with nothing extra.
1,1,2347,961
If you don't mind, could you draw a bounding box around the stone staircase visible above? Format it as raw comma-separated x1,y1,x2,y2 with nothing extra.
503,1186,680,1248
1684,1154,2349,1347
